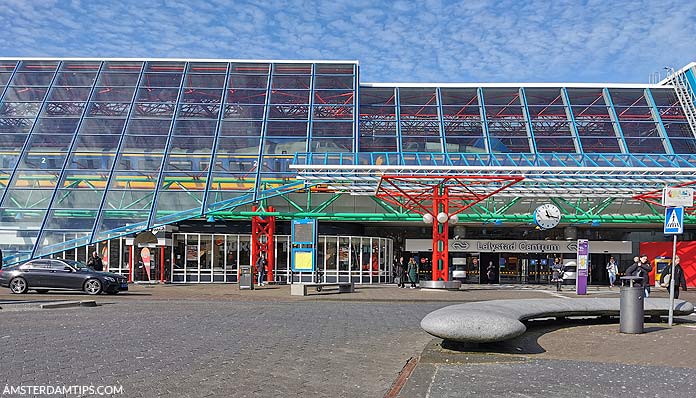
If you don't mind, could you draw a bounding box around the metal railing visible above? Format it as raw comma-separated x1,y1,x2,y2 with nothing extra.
666,67,696,137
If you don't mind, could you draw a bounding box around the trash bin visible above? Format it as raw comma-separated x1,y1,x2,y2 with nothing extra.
239,265,254,290
619,276,644,334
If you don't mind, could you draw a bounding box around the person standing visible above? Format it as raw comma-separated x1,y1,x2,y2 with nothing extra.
394,256,405,288
87,251,104,271
626,254,652,298
606,256,618,288
551,257,563,291
255,252,267,287
661,255,688,299
407,257,418,289
486,261,497,284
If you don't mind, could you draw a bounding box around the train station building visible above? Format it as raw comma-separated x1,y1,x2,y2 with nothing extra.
0,58,694,286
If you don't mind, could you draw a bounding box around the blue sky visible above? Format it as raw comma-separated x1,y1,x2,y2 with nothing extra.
1,0,695,84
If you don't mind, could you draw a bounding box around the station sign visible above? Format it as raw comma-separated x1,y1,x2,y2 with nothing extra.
662,187,694,207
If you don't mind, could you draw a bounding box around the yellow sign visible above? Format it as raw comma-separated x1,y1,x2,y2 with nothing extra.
293,251,314,270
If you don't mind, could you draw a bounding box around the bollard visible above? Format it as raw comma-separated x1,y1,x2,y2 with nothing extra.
619,276,644,334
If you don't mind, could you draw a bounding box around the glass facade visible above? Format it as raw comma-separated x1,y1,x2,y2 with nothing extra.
1,58,696,266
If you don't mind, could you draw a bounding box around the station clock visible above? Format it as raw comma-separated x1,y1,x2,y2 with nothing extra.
533,204,562,230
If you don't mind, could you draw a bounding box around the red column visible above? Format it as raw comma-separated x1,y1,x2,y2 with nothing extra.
128,245,133,283
431,186,449,281
160,246,165,283
251,205,276,284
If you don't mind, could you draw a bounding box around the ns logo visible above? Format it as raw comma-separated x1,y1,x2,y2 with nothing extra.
451,241,470,251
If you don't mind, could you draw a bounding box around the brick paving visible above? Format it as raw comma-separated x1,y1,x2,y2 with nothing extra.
0,283,694,397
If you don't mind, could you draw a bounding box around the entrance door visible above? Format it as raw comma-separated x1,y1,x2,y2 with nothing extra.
479,253,499,284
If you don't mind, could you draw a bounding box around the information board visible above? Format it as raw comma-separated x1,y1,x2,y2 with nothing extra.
292,219,317,245
291,248,315,272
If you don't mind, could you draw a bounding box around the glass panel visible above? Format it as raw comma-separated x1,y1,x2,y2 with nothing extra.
72,134,121,152
624,137,666,153
10,72,55,86
108,171,159,189
4,86,49,101
134,102,176,117
8,170,60,189
400,106,439,119
140,73,183,88
226,89,267,104
50,188,104,209
215,136,261,154
266,121,307,137
78,118,126,135
310,138,352,152
46,86,92,102
313,105,353,120
54,72,98,86
60,61,100,71
401,120,440,136
177,103,220,119
219,120,263,136
136,87,179,102
86,102,130,117
92,86,136,101
535,137,576,153
96,73,140,86
167,136,214,153
230,63,270,74
313,76,353,90
41,102,85,117
120,135,169,152
315,64,354,74
0,102,42,117
2,188,54,208
488,137,530,153
125,118,172,135
187,63,227,74
228,74,269,89
184,74,225,88
153,190,204,224
172,119,217,136
263,137,306,154
145,62,185,73
224,104,265,119
359,136,397,152
402,136,441,152
181,88,223,103
0,117,34,134
268,105,308,119
102,61,143,73
311,121,352,137
314,89,354,105
445,136,487,153
269,90,310,104
579,137,622,153
274,64,311,74
272,75,311,89
66,152,115,170
32,118,80,135
399,88,437,106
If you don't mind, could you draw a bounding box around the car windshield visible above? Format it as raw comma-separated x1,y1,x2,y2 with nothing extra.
64,260,90,269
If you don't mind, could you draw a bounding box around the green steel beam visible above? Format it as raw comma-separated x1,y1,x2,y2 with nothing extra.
310,193,342,214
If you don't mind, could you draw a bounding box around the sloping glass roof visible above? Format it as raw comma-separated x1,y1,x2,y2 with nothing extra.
1,58,696,264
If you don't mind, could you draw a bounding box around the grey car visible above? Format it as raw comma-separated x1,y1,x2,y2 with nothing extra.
0,258,128,295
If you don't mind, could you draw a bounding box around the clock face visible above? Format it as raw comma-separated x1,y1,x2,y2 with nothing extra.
534,204,561,229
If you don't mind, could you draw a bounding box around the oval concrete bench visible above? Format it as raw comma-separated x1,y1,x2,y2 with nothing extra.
421,298,695,343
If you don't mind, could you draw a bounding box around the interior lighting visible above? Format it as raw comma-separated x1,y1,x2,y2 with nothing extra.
436,212,449,224
422,213,434,224
448,214,459,225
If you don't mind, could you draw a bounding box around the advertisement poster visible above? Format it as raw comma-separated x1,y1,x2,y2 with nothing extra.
101,246,109,272
186,245,198,261
141,247,151,281
576,239,589,295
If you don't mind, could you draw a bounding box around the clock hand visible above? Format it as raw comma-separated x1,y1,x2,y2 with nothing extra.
545,210,559,219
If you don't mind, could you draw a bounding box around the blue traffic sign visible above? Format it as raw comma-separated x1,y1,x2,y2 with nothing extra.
664,207,684,235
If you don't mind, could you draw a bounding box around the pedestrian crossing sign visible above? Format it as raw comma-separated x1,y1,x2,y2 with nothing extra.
664,207,684,235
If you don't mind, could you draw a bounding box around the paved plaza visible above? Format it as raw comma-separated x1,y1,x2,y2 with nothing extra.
1,284,695,397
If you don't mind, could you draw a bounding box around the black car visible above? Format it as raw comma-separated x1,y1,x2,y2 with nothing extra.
0,258,128,295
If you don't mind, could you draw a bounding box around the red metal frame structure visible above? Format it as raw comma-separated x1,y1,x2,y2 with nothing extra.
251,205,276,284
632,181,696,213
376,175,524,281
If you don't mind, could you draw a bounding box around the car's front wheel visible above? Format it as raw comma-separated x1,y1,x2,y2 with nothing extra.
84,279,102,295
9,277,28,294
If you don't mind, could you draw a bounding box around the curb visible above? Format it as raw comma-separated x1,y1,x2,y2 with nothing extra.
40,300,97,309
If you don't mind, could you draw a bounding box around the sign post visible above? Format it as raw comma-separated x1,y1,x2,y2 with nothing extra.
664,206,684,326
576,239,589,295
291,218,318,284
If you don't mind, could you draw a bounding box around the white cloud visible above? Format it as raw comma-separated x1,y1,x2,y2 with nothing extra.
0,0,694,83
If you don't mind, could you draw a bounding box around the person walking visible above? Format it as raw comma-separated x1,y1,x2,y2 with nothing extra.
626,254,652,298
407,257,418,289
87,251,104,271
394,256,405,288
255,252,267,287
660,255,688,299
606,256,618,288
551,257,563,291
